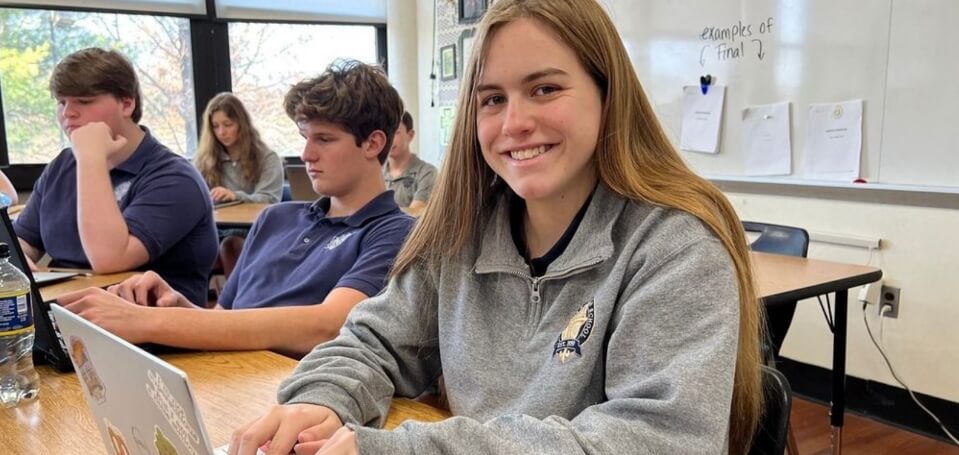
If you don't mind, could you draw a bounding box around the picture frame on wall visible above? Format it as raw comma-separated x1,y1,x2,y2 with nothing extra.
440,44,457,81
458,28,475,78
440,107,455,147
458,0,488,24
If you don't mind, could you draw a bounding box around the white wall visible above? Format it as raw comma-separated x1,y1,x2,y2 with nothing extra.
387,0,419,148
415,0,442,165
409,1,959,404
388,0,443,162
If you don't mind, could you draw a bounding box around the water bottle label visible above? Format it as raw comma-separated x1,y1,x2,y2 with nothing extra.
0,293,32,335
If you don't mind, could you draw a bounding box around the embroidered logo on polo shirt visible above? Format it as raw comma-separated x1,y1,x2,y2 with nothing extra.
113,181,132,203
326,232,355,250
553,300,595,363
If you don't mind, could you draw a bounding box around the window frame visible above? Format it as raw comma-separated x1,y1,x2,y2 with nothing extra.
0,2,387,189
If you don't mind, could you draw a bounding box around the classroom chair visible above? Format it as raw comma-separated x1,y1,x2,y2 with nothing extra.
743,220,809,455
749,365,794,455
742,221,809,360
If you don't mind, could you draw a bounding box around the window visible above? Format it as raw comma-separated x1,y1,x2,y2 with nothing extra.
0,8,196,163
228,22,378,157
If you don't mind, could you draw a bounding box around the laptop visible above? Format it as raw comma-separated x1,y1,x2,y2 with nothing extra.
214,200,243,209
284,164,319,201
34,271,80,285
0,207,183,372
50,304,264,455
0,207,75,371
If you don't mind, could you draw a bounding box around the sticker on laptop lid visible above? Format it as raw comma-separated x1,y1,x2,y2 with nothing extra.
69,336,107,404
146,369,200,455
154,426,180,455
131,426,151,455
105,418,132,455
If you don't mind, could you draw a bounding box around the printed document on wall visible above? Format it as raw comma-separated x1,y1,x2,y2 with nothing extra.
743,102,791,176
680,85,725,154
803,100,862,181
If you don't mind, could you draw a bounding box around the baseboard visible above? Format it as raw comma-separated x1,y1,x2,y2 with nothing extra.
778,357,959,444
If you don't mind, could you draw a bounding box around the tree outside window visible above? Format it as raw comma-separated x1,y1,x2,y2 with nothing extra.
229,22,378,157
0,8,196,163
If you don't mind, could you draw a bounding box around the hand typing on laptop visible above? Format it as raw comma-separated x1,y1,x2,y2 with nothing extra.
56,271,197,343
56,287,157,344
106,271,193,308
227,403,353,455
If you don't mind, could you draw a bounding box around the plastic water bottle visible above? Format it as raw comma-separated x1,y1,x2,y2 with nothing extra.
0,241,39,407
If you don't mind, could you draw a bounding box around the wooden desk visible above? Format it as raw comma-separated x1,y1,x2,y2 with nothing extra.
214,203,269,228
752,251,882,455
39,271,135,302
0,350,449,453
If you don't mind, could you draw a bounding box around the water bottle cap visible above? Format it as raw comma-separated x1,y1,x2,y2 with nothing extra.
0,242,8,258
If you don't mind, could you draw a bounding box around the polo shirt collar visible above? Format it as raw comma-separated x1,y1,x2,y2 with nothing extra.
307,190,401,227
113,126,157,175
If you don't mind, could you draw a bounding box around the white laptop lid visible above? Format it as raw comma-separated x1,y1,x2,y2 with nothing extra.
50,304,216,455
33,271,79,286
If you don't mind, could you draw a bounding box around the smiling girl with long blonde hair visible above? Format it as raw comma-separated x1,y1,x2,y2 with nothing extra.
230,1,762,453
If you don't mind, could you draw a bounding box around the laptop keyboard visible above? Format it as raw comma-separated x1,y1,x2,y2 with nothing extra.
213,444,265,455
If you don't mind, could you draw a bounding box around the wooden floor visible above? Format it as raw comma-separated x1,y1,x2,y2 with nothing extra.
791,397,959,455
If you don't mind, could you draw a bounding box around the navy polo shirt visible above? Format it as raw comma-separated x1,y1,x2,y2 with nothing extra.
218,191,414,310
14,127,218,306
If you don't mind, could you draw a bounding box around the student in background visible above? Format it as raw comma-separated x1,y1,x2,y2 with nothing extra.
13,47,217,307
194,93,283,276
58,60,414,358
0,169,17,205
382,111,436,216
194,92,283,205
228,0,763,454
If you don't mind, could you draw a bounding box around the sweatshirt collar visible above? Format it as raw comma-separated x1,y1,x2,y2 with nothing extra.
475,183,619,277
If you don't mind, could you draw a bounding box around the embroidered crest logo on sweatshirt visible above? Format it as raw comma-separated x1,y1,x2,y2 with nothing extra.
553,300,595,363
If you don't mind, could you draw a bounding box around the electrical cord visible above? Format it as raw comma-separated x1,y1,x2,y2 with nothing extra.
429,0,438,107
862,302,959,446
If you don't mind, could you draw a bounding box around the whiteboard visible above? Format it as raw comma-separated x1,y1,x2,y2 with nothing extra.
606,0,959,189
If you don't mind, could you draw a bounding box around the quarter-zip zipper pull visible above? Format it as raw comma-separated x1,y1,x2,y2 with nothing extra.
530,277,542,305
524,276,543,338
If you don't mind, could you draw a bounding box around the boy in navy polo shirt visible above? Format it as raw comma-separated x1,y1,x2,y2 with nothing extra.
13,48,217,306
58,59,414,357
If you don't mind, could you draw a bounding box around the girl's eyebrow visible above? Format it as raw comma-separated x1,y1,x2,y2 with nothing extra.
476,67,569,93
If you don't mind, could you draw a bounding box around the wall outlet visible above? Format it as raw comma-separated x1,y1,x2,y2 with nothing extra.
880,285,901,318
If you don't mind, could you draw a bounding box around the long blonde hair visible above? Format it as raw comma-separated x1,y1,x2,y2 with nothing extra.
394,0,763,452
194,92,268,188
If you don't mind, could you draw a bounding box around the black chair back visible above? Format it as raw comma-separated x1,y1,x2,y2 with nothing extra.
749,366,794,455
743,221,809,257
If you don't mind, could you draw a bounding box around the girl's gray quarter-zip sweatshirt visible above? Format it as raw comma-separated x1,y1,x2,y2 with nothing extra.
278,183,741,454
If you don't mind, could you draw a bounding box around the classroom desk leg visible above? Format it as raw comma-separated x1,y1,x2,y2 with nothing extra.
830,289,848,455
